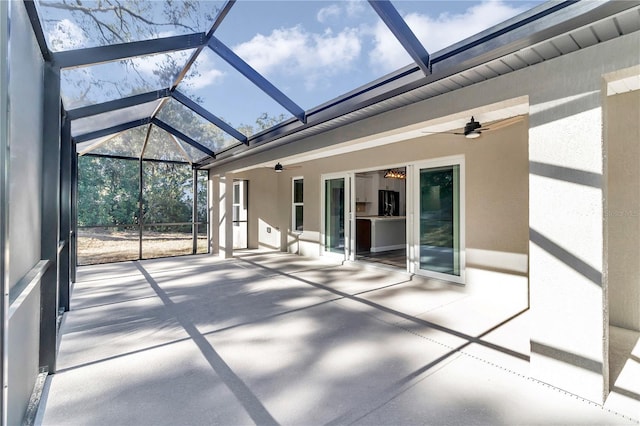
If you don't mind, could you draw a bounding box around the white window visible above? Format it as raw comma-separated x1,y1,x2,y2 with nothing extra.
292,177,303,232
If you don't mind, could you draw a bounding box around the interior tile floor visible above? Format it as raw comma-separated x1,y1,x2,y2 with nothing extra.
356,248,406,269
36,252,638,425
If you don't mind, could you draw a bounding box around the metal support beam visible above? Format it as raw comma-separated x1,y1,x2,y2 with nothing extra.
172,90,248,145
138,156,144,260
151,118,216,158
70,144,78,283
58,114,72,312
54,32,207,69
40,63,61,373
0,1,10,422
192,168,198,255
208,37,306,123
205,169,211,255
22,0,52,62
368,0,431,76
73,117,151,143
67,89,170,120
138,124,153,260
171,0,237,90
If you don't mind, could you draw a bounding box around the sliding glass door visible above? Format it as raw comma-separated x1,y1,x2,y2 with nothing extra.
413,158,464,282
325,177,345,254
322,174,353,260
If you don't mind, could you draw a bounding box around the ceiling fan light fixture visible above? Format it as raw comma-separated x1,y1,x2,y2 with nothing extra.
463,116,483,139
274,162,283,173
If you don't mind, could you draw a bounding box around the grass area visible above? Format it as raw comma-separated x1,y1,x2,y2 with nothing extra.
78,228,209,265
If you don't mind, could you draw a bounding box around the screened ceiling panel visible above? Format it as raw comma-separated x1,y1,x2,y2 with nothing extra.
213,1,414,110
177,47,293,134
390,1,545,54
143,125,190,162
61,49,196,110
173,137,210,164
24,0,616,167
86,125,149,158
35,0,224,52
76,132,123,155
155,97,238,154
71,99,162,137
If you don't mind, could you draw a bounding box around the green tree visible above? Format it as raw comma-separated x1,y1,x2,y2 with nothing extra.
77,156,139,226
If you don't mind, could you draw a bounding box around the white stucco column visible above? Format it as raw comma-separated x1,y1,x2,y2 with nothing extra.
528,59,606,402
218,173,234,259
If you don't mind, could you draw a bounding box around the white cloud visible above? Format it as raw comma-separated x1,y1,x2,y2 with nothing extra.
370,0,528,73
345,0,368,18
233,25,361,90
317,0,366,23
317,4,341,23
189,67,225,89
48,19,86,51
188,54,225,89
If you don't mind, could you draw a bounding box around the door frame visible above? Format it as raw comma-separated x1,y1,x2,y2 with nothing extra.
320,172,354,261
232,179,248,250
411,155,466,284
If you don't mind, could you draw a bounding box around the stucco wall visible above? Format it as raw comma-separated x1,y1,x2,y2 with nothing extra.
526,33,638,404
606,90,640,332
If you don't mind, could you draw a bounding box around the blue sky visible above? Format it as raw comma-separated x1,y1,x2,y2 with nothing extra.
182,0,545,128
47,0,545,136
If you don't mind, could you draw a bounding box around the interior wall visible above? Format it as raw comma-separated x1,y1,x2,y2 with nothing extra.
6,2,45,424
606,89,640,332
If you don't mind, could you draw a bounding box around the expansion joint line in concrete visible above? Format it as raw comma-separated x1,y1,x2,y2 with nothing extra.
464,349,638,424
394,319,637,424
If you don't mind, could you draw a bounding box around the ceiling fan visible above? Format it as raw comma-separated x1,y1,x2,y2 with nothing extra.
271,162,302,173
422,115,524,139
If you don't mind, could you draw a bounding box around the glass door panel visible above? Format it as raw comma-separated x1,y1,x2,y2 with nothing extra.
418,165,460,277
325,178,345,254
232,180,248,249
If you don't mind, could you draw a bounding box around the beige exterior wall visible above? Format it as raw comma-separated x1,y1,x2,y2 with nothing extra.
605,90,640,332
231,117,528,270
211,31,640,404
286,120,528,259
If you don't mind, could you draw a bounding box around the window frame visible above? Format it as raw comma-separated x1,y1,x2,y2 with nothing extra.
292,176,304,233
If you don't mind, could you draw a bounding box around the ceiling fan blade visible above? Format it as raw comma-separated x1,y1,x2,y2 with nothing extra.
486,115,525,131
421,130,460,135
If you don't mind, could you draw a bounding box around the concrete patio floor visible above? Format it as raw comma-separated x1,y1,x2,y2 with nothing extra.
36,251,637,425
